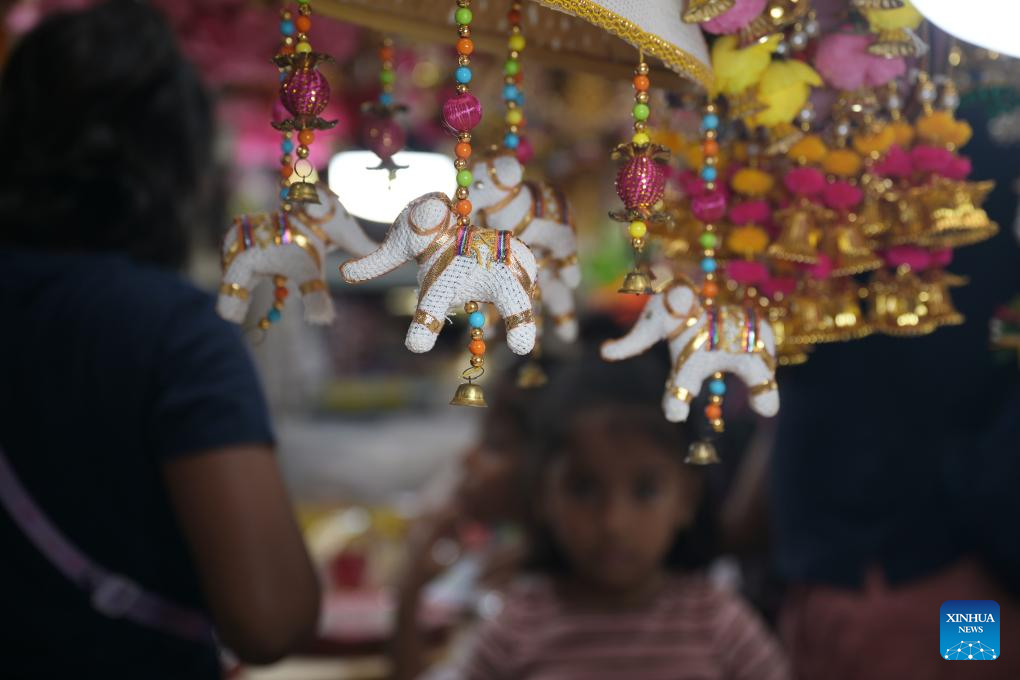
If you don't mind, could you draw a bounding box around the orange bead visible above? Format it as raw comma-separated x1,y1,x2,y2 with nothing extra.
702,280,719,298
455,142,472,159
705,404,723,420
633,74,650,91
703,139,719,156
279,163,293,178
456,38,474,56
468,339,486,356
275,286,289,301
295,16,312,33
379,45,394,62
456,199,472,216
298,129,315,145
279,45,295,56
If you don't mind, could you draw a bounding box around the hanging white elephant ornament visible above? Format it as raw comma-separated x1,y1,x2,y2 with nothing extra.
601,280,780,423
340,192,538,355
218,184,378,327
470,151,581,342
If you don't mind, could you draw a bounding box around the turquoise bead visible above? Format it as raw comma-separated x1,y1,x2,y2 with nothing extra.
456,169,473,187
267,308,282,323
455,66,472,84
279,188,289,201
701,257,717,273
379,92,394,106
504,133,519,149
503,84,519,101
709,379,726,396
468,311,486,328
282,139,294,154
701,166,718,182
280,20,295,36
701,113,719,130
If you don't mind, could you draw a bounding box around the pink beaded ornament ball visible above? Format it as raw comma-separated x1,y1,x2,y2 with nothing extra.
616,155,666,209
281,64,331,118
361,114,406,161
442,92,483,136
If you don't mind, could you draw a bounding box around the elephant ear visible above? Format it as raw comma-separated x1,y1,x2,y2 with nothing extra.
664,283,697,321
492,153,524,189
408,193,452,236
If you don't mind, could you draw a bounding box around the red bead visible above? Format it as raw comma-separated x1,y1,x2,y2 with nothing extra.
295,16,312,33
456,199,472,216
279,163,293,178
455,142,472,159
279,45,295,56
378,45,394,62
507,9,521,23
633,74,650,91
705,404,722,420
275,286,289,301
456,38,474,55
298,129,315,145
702,280,719,298
468,339,486,356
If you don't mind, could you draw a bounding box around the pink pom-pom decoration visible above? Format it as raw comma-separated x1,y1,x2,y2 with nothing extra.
272,97,290,124
361,114,405,161
441,92,483,135
785,167,827,198
515,136,534,165
874,145,913,179
616,155,666,209
930,248,954,268
911,145,954,176
761,276,797,298
280,65,330,118
692,191,728,222
702,0,767,34
823,180,863,212
883,246,931,270
729,200,771,225
726,260,770,285
944,155,972,180
815,33,906,90
804,253,833,280
674,169,708,197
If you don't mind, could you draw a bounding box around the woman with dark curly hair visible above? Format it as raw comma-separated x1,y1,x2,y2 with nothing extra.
0,2,319,677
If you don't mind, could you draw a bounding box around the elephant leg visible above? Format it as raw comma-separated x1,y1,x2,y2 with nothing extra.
529,220,580,288
492,268,537,356
538,268,577,343
664,354,722,423
217,260,257,324
407,257,472,353
298,277,335,325
729,354,780,417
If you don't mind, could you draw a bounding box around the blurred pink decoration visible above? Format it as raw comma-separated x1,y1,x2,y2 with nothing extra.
441,92,483,135
515,136,535,164
281,64,331,118
729,199,771,225
691,190,727,222
761,276,797,297
883,246,931,270
804,253,833,280
944,155,972,180
702,0,767,34
911,145,954,176
784,167,827,198
823,180,863,212
272,98,290,125
616,156,666,209
874,145,913,178
225,96,349,169
360,114,405,161
814,33,905,90
930,248,954,268
726,260,770,285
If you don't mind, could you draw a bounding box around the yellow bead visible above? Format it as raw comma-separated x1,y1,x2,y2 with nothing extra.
632,131,650,146
506,109,523,125
295,41,312,53
508,34,526,51
629,220,648,239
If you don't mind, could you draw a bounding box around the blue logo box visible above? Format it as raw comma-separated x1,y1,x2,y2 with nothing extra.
942,600,1000,660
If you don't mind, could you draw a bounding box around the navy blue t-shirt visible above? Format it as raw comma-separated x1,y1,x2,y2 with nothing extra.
0,249,274,678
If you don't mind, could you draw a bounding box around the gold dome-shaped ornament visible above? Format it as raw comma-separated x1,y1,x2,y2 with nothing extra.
858,174,894,239
450,379,487,408
919,271,965,328
829,221,884,277
921,179,999,248
618,267,655,295
786,280,835,345
739,0,811,46
683,0,736,23
853,0,904,8
516,360,549,389
685,440,722,465
867,268,937,336
868,28,926,58
286,180,321,205
886,187,930,246
767,299,811,365
826,281,873,341
768,205,824,264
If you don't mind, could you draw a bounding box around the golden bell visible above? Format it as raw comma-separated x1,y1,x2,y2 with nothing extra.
685,440,721,466
768,208,820,264
919,273,965,328
516,361,548,389
682,0,735,23
857,194,888,239
286,180,321,204
831,223,883,277
887,189,929,245
923,179,998,248
618,269,654,295
828,282,873,341
868,29,923,58
450,381,487,408
869,269,936,336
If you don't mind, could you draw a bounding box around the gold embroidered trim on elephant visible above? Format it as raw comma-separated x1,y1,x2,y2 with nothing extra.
299,279,327,294
504,309,535,331
222,212,322,271
413,309,445,334
417,227,529,303
219,283,249,300
666,384,694,403
748,379,779,396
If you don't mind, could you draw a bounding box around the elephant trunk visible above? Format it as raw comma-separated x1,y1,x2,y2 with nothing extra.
600,297,664,361
330,212,378,258
339,226,407,283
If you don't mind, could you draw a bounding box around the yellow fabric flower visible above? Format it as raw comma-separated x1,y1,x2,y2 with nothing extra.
727,225,770,256
788,134,828,165
866,1,923,31
731,167,774,197
712,34,781,97
853,126,896,157
916,111,973,148
889,120,915,147
823,149,863,177
751,60,822,128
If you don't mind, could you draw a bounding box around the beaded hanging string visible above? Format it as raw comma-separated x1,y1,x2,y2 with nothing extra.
612,54,669,295
502,1,527,157
448,0,488,405
699,101,726,437
361,37,409,179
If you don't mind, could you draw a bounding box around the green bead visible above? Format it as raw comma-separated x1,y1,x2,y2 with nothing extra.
457,169,473,187
633,103,650,121
455,7,473,25
380,69,395,85
699,232,718,249
504,59,520,76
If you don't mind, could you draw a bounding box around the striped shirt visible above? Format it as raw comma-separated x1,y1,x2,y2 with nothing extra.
459,574,790,680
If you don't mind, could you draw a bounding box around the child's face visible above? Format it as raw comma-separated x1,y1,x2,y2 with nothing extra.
539,408,698,595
